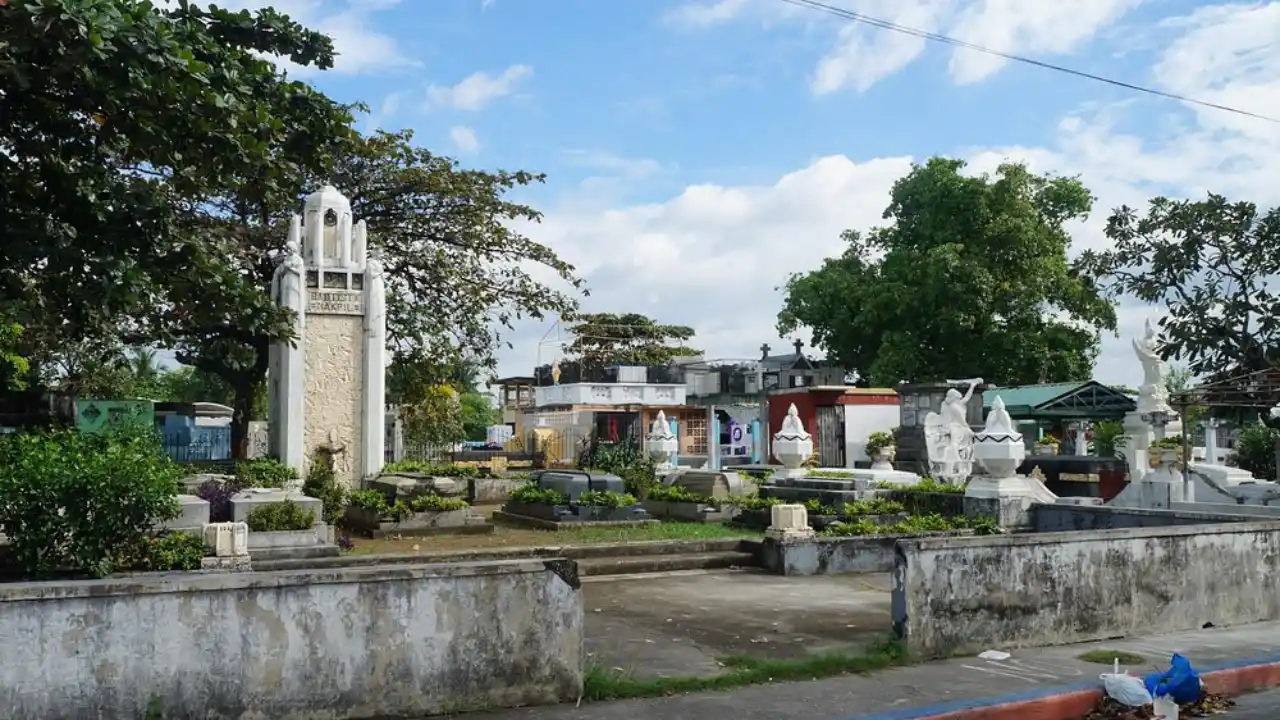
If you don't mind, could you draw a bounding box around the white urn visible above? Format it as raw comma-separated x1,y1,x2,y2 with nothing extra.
972,396,1025,479
772,403,813,475
645,410,678,471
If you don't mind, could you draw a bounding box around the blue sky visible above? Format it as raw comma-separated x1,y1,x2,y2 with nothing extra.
240,0,1280,387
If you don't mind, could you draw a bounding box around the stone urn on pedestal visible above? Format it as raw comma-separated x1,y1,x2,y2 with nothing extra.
645,410,678,476
866,431,896,471
966,396,1058,527
772,403,813,480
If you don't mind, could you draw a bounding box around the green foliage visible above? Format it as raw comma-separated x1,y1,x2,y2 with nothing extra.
459,392,499,442
509,482,569,506
383,459,480,478
577,490,638,508
234,458,297,489
1234,424,1279,481
724,496,781,510
822,512,986,537
779,158,1115,386
302,453,347,523
0,322,30,390
349,489,391,514
583,439,660,498
400,385,466,446
122,531,206,572
564,312,700,367
244,500,316,532
409,494,469,512
1077,195,1280,379
865,431,895,457
876,478,965,494
647,485,716,504
0,425,182,578
1089,420,1126,459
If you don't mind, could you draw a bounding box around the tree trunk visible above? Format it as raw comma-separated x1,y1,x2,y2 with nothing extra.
230,381,255,460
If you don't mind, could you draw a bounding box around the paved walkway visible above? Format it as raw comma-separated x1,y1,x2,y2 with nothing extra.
467,621,1280,720
1224,688,1280,718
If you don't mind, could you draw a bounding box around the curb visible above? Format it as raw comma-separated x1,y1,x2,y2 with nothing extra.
847,654,1280,720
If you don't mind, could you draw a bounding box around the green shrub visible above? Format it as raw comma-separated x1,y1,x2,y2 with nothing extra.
409,494,469,512
577,490,637,508
0,426,182,578
235,458,297,489
1089,420,1126,459
245,500,316,532
865,430,895,458
509,481,569,505
302,452,347,522
349,489,390,514
1234,423,1280,481
123,531,207,572
647,485,715,504
383,460,479,478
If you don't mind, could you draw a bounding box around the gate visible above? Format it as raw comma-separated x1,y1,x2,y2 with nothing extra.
814,405,845,468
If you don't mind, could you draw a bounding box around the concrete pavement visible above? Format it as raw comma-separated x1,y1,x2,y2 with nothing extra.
466,620,1280,720
1223,688,1280,718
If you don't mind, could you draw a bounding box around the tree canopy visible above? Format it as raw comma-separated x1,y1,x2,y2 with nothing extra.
564,312,699,367
1,0,353,376
1076,195,1280,379
778,158,1116,387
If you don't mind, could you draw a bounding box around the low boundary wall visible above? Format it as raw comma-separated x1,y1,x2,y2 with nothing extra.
0,559,583,719
893,520,1280,658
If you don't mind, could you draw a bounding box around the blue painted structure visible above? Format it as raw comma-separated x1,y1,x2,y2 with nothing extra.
159,413,231,462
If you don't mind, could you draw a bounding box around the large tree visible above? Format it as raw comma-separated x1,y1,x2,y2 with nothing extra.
1,0,353,383
1076,195,1280,378
778,158,1116,386
172,129,583,456
564,312,699,367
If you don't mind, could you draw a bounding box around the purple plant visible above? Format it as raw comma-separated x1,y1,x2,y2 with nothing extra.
196,480,237,523
336,531,355,552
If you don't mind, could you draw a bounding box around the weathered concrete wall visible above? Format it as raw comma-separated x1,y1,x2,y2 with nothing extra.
0,559,583,719
893,520,1280,658
760,532,972,576
1033,503,1254,531
1170,502,1280,518
304,313,363,485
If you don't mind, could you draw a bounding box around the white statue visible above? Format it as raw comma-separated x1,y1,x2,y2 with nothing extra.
1132,318,1169,412
924,379,982,484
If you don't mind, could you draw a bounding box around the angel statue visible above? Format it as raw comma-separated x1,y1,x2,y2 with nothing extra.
923,378,982,485
1132,318,1169,412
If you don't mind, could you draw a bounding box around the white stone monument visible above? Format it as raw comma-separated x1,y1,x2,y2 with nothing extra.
1122,319,1181,481
966,395,1057,525
267,186,387,486
923,379,981,485
772,404,813,480
645,410,678,475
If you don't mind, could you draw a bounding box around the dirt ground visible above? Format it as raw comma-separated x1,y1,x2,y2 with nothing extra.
581,569,893,678
343,505,759,555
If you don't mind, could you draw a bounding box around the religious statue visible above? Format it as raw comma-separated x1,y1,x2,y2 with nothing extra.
279,239,305,310
924,378,982,484
364,256,386,339
1132,318,1170,412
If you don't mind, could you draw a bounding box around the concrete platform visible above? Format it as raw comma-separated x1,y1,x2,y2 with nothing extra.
582,570,893,678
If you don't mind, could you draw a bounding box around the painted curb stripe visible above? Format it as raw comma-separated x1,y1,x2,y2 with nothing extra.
842,653,1280,720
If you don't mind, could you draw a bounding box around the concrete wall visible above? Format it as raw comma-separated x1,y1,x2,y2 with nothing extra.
1170,502,1280,519
1033,503,1254,531
0,559,583,719
842,403,899,464
760,532,972,576
893,520,1280,658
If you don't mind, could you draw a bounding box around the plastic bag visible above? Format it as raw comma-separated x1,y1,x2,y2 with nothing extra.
1144,653,1202,704
1102,671,1154,706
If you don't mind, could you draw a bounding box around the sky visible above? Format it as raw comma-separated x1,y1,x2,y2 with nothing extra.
218,0,1280,389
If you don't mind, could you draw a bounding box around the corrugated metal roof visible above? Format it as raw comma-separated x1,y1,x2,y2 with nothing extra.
982,383,1085,410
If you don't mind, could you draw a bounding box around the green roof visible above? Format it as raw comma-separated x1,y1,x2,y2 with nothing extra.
983,381,1136,420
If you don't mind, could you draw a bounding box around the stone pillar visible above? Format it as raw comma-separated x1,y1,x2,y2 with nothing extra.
1202,418,1220,465
267,186,387,486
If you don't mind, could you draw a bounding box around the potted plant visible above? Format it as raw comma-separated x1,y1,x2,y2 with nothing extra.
865,430,896,467
1034,436,1060,455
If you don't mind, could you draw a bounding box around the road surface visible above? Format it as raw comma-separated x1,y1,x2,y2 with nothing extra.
1221,687,1280,718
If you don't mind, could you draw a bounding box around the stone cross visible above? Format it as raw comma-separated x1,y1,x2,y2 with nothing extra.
759,343,771,360
793,338,804,356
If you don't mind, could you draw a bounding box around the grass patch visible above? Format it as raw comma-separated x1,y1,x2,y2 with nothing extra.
1077,649,1146,666
582,637,908,701
560,522,760,544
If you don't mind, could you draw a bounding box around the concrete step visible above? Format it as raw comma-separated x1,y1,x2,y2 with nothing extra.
576,550,758,577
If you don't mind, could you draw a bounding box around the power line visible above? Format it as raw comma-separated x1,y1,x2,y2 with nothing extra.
780,0,1280,124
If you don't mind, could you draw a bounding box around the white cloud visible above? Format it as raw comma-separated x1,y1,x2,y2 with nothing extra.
500,1,1280,390
425,65,533,111
450,125,481,154
666,0,1144,94
188,0,418,76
